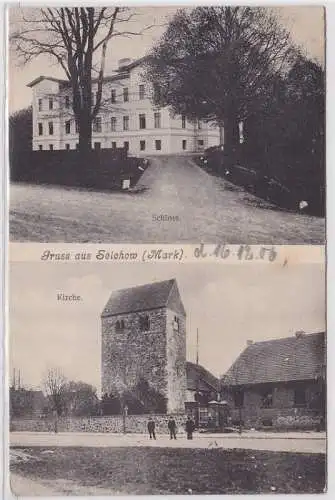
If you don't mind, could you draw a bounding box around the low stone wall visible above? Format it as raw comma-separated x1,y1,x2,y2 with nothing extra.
11,414,187,434
230,408,322,430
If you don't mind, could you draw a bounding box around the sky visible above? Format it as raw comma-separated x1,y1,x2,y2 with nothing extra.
10,260,325,393
8,6,325,113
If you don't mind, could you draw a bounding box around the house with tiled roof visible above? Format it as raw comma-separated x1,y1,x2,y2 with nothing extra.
221,331,326,430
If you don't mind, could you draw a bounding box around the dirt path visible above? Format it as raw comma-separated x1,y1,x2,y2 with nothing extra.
10,156,325,243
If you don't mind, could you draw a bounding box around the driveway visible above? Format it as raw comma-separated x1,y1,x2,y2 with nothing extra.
10,156,325,243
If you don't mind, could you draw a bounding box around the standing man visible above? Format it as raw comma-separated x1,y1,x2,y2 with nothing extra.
185,416,195,440
168,416,177,440
147,417,156,440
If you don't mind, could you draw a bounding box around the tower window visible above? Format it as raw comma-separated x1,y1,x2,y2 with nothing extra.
173,316,179,331
116,319,125,331
140,315,150,331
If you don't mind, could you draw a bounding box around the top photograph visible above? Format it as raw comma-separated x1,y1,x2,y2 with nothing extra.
8,6,325,244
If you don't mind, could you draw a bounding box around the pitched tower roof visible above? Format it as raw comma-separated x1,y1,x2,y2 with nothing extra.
101,279,186,317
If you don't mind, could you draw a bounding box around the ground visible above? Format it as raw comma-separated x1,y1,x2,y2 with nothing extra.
10,446,326,495
10,156,325,243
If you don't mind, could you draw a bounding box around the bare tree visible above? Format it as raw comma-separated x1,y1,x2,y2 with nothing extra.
146,6,296,155
43,367,68,418
11,7,150,153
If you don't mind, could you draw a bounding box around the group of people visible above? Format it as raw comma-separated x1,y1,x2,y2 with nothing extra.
147,416,196,440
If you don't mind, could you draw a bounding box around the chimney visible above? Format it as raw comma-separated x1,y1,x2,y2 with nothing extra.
295,330,305,339
118,58,132,70
247,340,253,346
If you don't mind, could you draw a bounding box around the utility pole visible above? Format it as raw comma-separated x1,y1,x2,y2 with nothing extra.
196,328,201,429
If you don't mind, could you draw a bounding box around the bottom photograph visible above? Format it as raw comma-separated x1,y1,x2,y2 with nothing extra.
9,260,326,495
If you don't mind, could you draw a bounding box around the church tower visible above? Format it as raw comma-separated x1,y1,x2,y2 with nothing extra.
101,278,187,413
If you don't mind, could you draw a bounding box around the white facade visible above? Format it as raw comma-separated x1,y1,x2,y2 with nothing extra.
28,58,221,156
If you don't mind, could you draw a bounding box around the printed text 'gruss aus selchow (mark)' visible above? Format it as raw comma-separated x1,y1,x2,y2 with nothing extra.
39,246,277,263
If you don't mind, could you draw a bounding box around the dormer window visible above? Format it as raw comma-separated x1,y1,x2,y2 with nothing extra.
140,315,150,331
173,316,179,331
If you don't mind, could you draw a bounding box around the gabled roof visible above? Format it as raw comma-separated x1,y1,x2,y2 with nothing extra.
186,361,220,392
115,56,148,72
27,76,68,88
101,279,185,317
223,332,325,386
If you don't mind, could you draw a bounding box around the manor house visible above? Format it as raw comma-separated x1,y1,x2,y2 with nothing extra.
27,57,221,156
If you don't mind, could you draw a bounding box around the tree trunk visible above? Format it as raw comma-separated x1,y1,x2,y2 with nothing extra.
224,115,239,156
78,111,92,155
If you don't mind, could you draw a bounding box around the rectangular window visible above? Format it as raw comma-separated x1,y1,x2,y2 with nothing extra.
123,116,129,131
123,87,129,102
154,112,161,129
65,143,70,150
94,142,101,150
38,145,43,151
233,389,244,408
173,315,179,331
140,140,146,151
48,122,54,135
182,139,187,150
49,144,53,151
38,99,43,112
155,139,161,151
139,84,145,100
38,123,43,136
198,120,202,130
65,95,70,109
49,97,53,110
198,139,204,146
124,141,129,151
112,141,117,149
111,117,117,132
260,388,273,408
65,120,71,134
153,84,161,102
294,388,307,407
93,117,102,133
111,89,116,103
182,115,186,129
139,114,146,129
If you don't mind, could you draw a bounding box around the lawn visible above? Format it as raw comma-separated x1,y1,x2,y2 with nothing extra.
10,446,326,495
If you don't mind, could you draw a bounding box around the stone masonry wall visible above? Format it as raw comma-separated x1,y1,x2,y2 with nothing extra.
166,308,187,413
101,308,168,399
11,414,187,434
